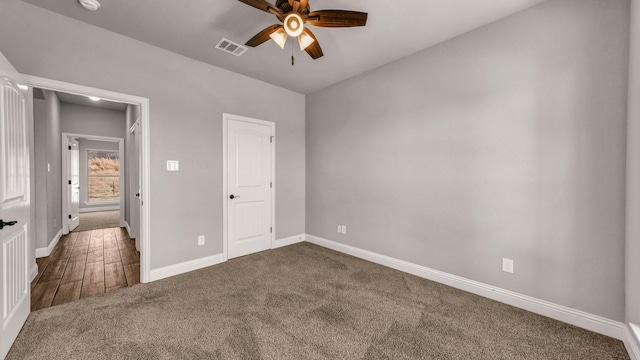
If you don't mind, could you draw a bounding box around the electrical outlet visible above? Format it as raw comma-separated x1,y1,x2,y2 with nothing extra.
502,258,514,274
342,226,347,235
198,235,205,246
337,225,341,233
47,163,51,172
167,160,179,171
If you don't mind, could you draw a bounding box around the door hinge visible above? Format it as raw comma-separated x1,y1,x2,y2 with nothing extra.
270,227,272,233
68,145,71,150
270,136,274,143
68,180,71,185
68,214,71,219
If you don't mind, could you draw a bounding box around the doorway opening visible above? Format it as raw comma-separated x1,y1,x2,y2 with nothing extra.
62,134,125,234
28,83,147,310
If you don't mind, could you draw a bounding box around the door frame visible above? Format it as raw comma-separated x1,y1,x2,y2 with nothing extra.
222,113,275,261
61,133,125,234
16,73,152,284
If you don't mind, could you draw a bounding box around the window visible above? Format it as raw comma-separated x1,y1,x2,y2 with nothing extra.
87,150,120,202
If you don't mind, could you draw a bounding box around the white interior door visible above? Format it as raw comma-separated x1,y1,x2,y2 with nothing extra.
0,76,30,358
226,116,273,259
68,138,79,231
132,121,141,250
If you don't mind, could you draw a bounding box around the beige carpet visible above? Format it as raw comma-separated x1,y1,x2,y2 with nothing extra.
74,210,120,232
8,243,629,359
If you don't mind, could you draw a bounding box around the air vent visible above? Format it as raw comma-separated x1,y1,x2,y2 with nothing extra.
215,38,248,57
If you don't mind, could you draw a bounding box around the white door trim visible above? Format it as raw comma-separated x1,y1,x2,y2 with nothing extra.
16,74,152,284
222,113,275,261
61,133,124,234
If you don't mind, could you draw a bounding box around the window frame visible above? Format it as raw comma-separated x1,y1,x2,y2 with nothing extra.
85,148,121,204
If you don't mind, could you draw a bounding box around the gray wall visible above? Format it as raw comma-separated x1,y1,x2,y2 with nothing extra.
33,98,48,249
627,0,640,326
0,0,306,269
306,0,629,321
60,102,126,139
78,139,120,211
0,50,15,73
41,90,62,249
59,102,127,212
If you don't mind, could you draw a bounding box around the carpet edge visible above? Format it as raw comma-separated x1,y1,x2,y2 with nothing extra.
149,253,226,282
304,234,626,342
626,324,640,360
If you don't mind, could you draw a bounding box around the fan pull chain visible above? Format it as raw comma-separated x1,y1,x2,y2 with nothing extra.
291,38,295,66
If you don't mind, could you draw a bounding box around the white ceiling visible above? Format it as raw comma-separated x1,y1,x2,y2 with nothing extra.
20,0,548,94
56,91,129,111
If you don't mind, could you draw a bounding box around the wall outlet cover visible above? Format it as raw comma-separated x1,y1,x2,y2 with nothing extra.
198,235,205,246
502,258,514,274
167,160,179,171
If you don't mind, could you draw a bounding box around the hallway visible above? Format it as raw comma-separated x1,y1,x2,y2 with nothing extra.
31,227,140,310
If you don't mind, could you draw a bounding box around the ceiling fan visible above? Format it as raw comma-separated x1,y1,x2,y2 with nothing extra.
238,0,368,61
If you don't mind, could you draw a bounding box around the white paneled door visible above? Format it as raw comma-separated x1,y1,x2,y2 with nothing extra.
68,137,80,231
225,115,274,259
0,76,30,358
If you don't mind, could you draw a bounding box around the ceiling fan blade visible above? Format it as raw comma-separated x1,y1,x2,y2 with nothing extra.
237,0,282,15
245,24,282,47
306,10,368,28
302,28,323,59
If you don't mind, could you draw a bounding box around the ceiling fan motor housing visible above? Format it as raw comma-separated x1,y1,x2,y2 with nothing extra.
275,0,311,15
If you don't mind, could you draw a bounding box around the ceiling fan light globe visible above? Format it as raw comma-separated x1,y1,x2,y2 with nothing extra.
79,0,101,11
298,33,315,51
269,28,288,49
284,13,304,37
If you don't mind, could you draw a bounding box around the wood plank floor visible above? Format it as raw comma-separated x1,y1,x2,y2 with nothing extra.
31,227,140,311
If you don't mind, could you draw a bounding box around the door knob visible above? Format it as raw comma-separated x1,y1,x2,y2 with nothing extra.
229,194,240,199
136,193,140,197
0,219,17,230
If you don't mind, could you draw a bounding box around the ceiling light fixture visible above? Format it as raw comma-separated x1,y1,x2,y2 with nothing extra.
241,0,368,63
297,32,315,51
79,0,101,11
269,27,288,49
89,96,101,101
283,13,304,37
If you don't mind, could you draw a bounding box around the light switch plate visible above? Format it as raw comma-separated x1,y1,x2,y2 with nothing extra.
167,160,179,171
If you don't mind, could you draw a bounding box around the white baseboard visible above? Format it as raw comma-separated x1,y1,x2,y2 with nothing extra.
29,263,38,282
35,229,62,258
626,324,640,360
304,234,626,341
149,253,225,282
124,221,132,238
273,234,305,249
149,234,307,282
79,205,119,213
